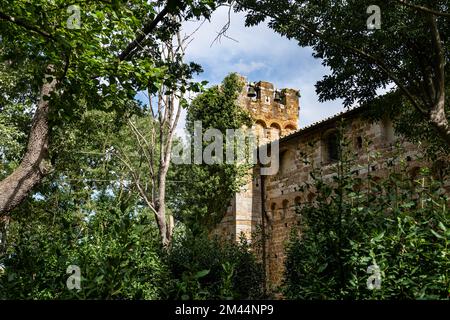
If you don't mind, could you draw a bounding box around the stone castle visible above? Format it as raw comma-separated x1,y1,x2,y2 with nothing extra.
213,75,449,290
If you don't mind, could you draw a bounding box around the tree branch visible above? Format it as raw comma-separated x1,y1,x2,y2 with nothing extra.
293,20,428,115
0,67,58,214
237,1,427,115
127,119,155,180
211,4,239,46
118,6,170,61
429,14,446,101
115,150,158,214
396,0,450,18
427,14,450,145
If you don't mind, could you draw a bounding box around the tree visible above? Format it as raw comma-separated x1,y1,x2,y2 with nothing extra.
171,73,253,233
115,19,206,246
0,107,263,300
0,0,217,215
0,106,170,299
235,0,450,149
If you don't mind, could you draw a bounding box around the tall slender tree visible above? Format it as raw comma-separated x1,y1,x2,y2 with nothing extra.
116,22,204,246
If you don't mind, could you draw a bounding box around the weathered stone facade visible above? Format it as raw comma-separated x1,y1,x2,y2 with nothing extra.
213,77,300,242
214,76,448,291
259,112,426,288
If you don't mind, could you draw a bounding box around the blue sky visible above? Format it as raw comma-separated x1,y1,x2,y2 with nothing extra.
138,7,346,137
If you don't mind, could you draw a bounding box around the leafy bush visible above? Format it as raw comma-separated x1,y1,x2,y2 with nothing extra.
0,193,263,300
0,194,169,299
171,73,253,231
165,232,263,300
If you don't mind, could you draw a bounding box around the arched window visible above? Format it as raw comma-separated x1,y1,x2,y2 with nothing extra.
355,136,363,150
267,202,276,221
294,197,302,213
322,130,339,163
254,119,267,143
282,200,289,219
280,149,296,175
284,124,296,136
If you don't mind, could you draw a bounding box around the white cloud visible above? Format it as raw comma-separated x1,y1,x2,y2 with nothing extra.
176,7,345,130
232,60,267,75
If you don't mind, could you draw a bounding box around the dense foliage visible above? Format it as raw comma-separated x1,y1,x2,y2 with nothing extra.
0,196,168,299
171,73,253,232
2,1,449,301
0,0,218,216
0,84,262,300
0,109,168,299
165,233,263,300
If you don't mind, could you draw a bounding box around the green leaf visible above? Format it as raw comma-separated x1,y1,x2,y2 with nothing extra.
430,229,444,240
371,232,385,242
194,269,210,279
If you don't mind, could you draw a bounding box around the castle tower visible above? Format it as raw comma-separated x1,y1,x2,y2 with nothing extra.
214,75,300,240
238,78,300,145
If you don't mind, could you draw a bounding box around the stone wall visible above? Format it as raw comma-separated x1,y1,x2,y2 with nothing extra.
260,111,424,288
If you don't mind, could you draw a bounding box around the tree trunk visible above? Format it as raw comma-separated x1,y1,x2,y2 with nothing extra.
427,14,450,146
157,160,172,246
429,99,450,146
0,71,57,214
0,216,10,254
156,206,169,246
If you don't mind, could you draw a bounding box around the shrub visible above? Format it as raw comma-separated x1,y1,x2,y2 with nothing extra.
0,198,169,299
165,232,263,300
283,132,449,299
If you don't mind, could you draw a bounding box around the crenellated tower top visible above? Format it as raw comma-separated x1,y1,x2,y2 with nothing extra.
237,75,300,144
